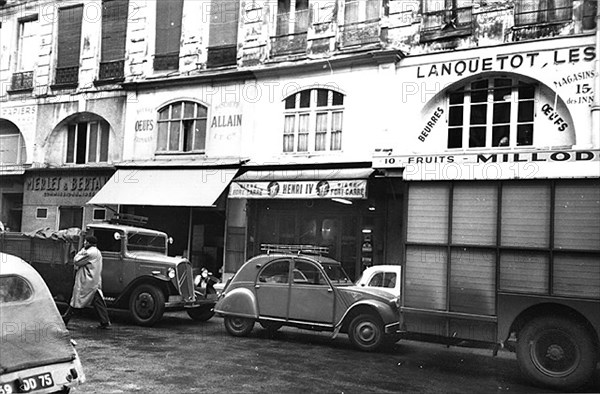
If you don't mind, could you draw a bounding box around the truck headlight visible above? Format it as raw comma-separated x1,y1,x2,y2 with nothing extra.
194,275,202,286
167,267,176,279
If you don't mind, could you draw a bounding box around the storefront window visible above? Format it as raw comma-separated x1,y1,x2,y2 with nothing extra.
157,101,208,153
65,120,109,164
283,89,344,153
447,77,535,150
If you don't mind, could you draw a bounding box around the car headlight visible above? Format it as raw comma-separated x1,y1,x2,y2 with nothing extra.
390,296,401,309
167,267,176,279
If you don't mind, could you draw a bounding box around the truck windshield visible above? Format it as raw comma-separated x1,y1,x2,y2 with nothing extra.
126,233,167,254
321,263,352,286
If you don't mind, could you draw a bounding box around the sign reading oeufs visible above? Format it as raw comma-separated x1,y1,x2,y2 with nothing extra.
373,149,600,181
229,179,367,199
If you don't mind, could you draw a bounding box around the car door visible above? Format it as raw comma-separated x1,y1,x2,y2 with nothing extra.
255,258,292,319
288,258,335,324
91,228,123,297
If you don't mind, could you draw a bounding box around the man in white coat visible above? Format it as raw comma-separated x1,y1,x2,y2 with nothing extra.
62,235,111,329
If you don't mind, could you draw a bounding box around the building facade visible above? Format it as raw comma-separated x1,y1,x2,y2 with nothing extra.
1,0,598,280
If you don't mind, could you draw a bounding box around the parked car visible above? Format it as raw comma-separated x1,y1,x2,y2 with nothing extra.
355,265,401,297
214,245,400,351
0,252,85,393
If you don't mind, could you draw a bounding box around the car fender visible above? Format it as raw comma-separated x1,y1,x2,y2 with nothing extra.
214,287,258,319
337,299,397,327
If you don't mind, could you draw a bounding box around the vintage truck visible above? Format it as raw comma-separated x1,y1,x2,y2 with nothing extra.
0,220,216,326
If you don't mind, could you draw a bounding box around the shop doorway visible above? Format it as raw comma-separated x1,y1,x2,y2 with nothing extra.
58,206,83,230
1,193,22,232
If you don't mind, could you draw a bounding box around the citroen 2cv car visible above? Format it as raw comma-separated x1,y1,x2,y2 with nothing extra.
0,253,85,393
214,245,400,351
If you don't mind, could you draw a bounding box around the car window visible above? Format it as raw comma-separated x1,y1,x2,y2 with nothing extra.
0,275,33,303
258,260,291,284
367,272,397,288
94,229,121,252
321,263,352,285
294,260,327,285
368,272,384,287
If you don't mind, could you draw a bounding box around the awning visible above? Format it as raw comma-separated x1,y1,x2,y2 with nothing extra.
229,168,374,199
88,168,238,206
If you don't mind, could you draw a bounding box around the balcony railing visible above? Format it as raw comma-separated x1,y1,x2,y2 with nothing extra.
420,7,473,42
340,19,381,48
207,45,237,68
98,59,125,81
153,53,179,71
55,66,79,86
10,71,33,91
271,33,308,56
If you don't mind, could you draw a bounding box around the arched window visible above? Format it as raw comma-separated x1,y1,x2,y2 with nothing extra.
283,88,344,153
447,77,535,149
0,120,27,165
65,120,110,164
157,101,208,152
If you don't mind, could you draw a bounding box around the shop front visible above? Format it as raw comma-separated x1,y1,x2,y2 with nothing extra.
226,166,399,281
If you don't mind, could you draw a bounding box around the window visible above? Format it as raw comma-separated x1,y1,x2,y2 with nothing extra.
0,276,33,303
341,0,381,46
12,16,38,91
276,0,309,36
368,272,397,288
283,89,344,153
207,0,240,68
447,77,535,150
94,229,122,253
58,206,83,230
35,208,48,219
344,0,380,24
99,0,128,80
294,260,327,285
421,0,473,42
258,260,291,284
514,0,573,26
154,0,183,71
157,101,208,153
93,208,107,221
0,120,27,164
66,121,110,164
56,5,83,86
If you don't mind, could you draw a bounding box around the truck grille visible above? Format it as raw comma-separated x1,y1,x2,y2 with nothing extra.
176,262,195,302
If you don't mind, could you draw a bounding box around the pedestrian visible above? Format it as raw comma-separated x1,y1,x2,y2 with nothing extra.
62,235,111,329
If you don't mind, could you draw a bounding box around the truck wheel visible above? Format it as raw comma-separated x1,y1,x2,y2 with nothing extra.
187,305,214,322
348,314,384,352
129,284,166,326
516,316,597,390
224,316,254,337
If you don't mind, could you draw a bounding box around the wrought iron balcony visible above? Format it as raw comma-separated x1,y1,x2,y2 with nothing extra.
10,71,33,91
340,20,381,48
420,7,473,42
99,59,125,81
55,66,79,86
207,45,237,68
153,53,179,71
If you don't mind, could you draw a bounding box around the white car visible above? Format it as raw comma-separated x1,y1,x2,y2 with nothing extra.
355,265,401,297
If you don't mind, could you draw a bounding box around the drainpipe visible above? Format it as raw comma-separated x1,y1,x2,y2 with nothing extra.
593,4,600,147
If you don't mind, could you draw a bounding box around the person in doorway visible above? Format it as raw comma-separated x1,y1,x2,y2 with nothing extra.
62,235,111,329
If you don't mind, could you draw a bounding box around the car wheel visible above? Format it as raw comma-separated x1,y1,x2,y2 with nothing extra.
187,305,214,322
129,284,166,326
260,321,283,332
348,314,384,352
224,316,254,337
516,316,597,390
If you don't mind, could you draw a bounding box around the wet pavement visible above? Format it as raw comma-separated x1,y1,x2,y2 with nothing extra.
65,310,600,393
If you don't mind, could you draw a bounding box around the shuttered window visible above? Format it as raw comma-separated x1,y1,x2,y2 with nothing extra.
154,0,183,70
554,183,600,250
56,5,83,85
100,0,128,79
450,248,496,315
553,254,600,298
207,0,240,67
407,183,449,243
452,184,497,245
500,251,549,294
501,182,550,248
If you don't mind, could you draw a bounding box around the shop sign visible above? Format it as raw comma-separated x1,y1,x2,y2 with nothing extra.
229,179,368,199
25,175,110,198
373,149,600,181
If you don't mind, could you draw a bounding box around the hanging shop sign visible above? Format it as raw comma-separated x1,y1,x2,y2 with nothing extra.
373,149,600,181
229,179,368,199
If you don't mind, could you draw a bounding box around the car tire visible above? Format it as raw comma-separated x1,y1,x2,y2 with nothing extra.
348,314,384,352
224,316,254,337
129,284,166,326
187,305,214,322
516,316,597,390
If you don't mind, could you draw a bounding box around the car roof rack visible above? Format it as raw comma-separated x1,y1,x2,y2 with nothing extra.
261,244,329,256
108,213,148,226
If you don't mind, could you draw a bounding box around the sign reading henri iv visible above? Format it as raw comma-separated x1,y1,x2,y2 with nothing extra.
229,179,368,199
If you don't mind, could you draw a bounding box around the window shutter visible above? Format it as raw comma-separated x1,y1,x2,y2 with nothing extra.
57,5,83,68
101,0,128,61
208,0,240,47
554,182,600,250
155,0,183,56
451,184,497,245
407,183,450,243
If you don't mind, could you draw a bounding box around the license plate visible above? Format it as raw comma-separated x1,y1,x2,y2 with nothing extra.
15,372,54,393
